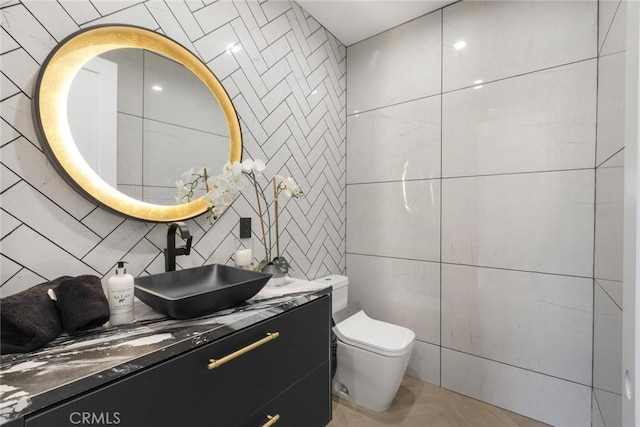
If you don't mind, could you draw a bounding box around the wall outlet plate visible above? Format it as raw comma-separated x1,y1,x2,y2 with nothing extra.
240,218,251,239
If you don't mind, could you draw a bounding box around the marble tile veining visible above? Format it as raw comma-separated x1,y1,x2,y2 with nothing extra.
0,280,330,424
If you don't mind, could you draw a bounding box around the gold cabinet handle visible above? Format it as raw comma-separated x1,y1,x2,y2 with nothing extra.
208,332,280,370
262,414,280,427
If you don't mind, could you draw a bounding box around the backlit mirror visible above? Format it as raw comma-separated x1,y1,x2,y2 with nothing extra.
33,25,242,222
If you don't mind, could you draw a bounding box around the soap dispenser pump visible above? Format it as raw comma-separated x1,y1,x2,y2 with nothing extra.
107,261,134,326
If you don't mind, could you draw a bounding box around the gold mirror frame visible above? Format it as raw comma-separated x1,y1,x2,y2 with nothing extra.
33,25,242,222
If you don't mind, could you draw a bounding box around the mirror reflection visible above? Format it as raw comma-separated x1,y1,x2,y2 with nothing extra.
67,48,229,206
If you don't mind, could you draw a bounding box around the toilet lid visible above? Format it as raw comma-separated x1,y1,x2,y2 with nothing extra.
334,310,415,357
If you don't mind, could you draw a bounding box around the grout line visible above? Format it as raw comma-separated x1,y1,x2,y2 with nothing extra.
442,347,593,389
596,146,625,169
595,278,623,311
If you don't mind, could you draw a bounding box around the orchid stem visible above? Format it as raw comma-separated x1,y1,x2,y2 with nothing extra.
273,178,279,259
252,171,269,259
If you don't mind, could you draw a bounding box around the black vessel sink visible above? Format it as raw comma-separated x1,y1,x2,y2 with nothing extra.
134,264,272,319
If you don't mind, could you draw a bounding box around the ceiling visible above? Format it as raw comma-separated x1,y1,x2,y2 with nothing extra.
296,0,455,46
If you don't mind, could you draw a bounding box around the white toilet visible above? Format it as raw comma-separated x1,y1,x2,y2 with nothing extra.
314,275,415,412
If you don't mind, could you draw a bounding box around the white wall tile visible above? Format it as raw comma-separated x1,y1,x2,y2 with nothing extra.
58,1,101,25
166,1,204,41
83,3,157,29
442,170,594,277
442,264,592,385
145,0,196,54
142,119,229,188
441,348,591,427
1,137,96,220
193,23,239,63
2,225,97,280
143,50,228,135
347,180,440,262
597,278,622,310
1,73,18,100
0,4,57,64
407,340,440,387
347,10,441,114
595,165,624,281
601,0,626,56
594,388,622,427
442,1,597,92
116,113,142,186
193,1,239,34
2,181,101,259
1,254,21,284
0,48,39,98
1,92,39,145
1,27,19,54
0,267,45,297
597,52,626,166
347,95,441,184
1,209,20,239
100,49,143,116
1,163,20,192
81,208,125,239
82,218,151,274
593,284,622,395
22,0,78,42
599,1,621,53
1,118,20,145
89,1,144,16
347,254,440,344
442,60,597,177
592,391,606,427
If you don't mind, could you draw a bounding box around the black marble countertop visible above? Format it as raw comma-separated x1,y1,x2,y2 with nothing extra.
0,279,331,424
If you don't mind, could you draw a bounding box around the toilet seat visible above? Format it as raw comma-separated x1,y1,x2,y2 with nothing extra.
334,310,415,357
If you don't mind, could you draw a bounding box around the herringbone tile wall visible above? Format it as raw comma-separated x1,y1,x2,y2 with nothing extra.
0,0,346,296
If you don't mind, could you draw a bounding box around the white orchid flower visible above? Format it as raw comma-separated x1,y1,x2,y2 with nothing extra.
276,175,304,199
242,158,266,173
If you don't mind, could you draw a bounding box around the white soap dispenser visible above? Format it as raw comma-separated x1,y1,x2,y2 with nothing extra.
107,261,135,326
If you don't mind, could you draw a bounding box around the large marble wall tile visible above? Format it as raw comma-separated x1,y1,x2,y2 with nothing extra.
116,114,143,186
442,264,592,385
346,10,441,114
442,60,596,177
593,283,622,395
592,391,606,427
595,165,624,281
599,1,621,53
347,254,440,344
407,340,440,386
142,119,229,188
100,49,143,117
594,388,622,427
597,52,626,166
143,50,227,136
347,180,440,262
596,278,622,310
442,1,596,92
441,348,592,427
441,170,594,277
347,95,441,184
0,48,38,98
601,0,626,56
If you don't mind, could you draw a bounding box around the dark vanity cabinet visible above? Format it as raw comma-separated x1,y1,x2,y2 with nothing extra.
24,296,331,427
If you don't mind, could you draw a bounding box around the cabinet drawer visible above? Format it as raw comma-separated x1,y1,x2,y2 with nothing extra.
26,296,331,427
247,361,331,427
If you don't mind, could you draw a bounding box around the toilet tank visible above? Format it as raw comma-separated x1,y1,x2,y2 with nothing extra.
313,275,348,314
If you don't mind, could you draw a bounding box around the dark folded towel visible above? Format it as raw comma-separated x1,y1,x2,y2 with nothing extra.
0,277,68,354
56,275,110,333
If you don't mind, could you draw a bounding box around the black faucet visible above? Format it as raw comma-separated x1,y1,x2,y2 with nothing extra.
164,222,193,272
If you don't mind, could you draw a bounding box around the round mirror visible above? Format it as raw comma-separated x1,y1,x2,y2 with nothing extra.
33,25,242,222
